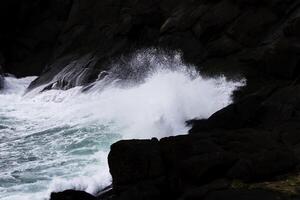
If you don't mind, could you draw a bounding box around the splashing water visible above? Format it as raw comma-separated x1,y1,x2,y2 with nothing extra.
0,51,245,200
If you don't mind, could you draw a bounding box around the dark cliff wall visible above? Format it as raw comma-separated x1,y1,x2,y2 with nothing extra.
2,0,300,100
0,0,72,77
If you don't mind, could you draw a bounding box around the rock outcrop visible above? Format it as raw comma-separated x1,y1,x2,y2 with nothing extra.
2,0,300,96
4,0,298,199
97,80,300,200
50,82,300,200
104,130,296,200
29,0,300,95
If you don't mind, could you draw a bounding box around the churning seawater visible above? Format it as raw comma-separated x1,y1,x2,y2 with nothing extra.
0,52,245,200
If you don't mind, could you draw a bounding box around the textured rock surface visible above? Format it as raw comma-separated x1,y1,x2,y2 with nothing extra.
1,0,300,95
105,129,297,200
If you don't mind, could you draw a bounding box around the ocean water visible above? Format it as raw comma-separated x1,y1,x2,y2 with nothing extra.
0,52,245,200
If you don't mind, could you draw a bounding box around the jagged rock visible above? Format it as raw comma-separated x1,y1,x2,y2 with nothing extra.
1,0,298,95
28,54,101,91
107,129,296,199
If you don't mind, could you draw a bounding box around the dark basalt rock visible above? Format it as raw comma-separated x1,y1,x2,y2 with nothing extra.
0,0,73,77
189,83,300,133
0,0,299,94
50,190,96,200
104,80,300,199
103,72,300,200
106,128,297,199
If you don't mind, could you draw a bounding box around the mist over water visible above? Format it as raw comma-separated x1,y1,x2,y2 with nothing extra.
0,51,245,200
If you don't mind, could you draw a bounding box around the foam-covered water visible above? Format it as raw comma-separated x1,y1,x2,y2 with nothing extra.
0,51,245,200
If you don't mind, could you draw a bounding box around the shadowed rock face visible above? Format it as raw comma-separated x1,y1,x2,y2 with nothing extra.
105,130,296,200
0,0,72,77
2,0,300,96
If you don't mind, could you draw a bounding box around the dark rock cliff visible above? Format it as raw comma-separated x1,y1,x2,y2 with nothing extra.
2,0,300,199
0,0,72,77
2,0,300,97
27,0,300,97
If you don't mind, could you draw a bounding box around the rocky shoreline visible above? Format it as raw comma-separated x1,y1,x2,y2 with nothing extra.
51,81,300,200
2,0,300,199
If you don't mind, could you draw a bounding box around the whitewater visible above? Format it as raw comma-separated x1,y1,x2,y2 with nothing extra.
0,52,245,200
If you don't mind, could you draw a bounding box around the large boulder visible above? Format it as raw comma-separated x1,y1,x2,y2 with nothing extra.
107,129,297,199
